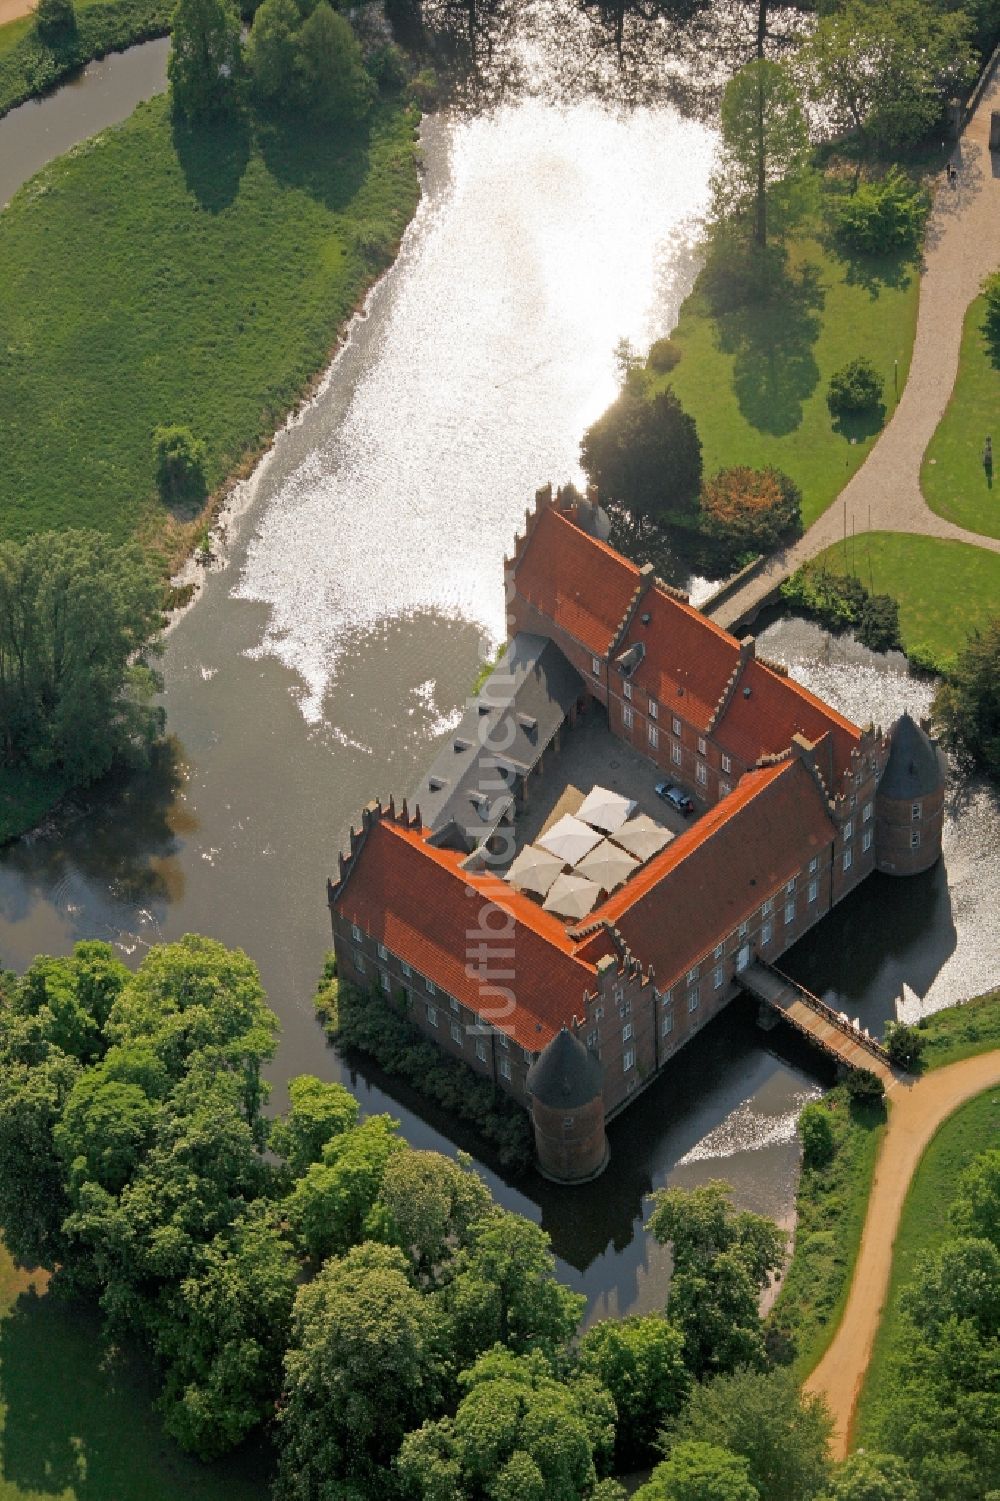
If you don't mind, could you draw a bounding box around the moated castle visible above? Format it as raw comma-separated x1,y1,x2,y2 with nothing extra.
328,485,945,1181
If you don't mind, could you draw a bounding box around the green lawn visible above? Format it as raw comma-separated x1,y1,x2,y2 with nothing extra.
0,1244,267,1501
658,233,920,529
767,1088,886,1380
922,293,1000,540
853,1084,1000,1441
810,531,1000,663
0,90,419,558
918,986,1000,1072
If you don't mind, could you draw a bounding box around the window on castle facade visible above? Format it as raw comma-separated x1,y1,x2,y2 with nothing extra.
844,820,853,841
785,900,795,925
351,924,362,942
843,849,853,872
450,995,459,1013
648,724,658,749
622,1022,633,1044
354,951,365,974
714,965,724,990
762,898,773,916
672,717,682,736
912,802,922,821
714,942,724,959
696,761,707,785
662,1012,674,1037
451,1022,463,1045
587,1029,598,1049
426,1004,438,1027
380,970,390,993
623,706,634,729
623,681,632,701
563,1117,575,1132
808,878,818,903
672,742,682,765
475,1039,487,1062
688,989,700,1012
592,656,601,678
523,1047,533,1063
863,829,873,852
761,920,773,945
809,857,818,874
686,965,699,985
786,877,797,893
613,983,624,1004
498,1032,509,1049
649,700,658,719
721,754,731,773
738,920,749,939
426,976,436,994
698,736,707,756
623,1048,635,1072
863,802,872,822
401,960,411,977
911,830,921,849
377,942,388,960
499,1057,512,1080
659,988,672,1007
719,781,731,798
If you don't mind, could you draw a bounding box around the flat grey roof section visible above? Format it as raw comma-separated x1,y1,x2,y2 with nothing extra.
414,633,585,853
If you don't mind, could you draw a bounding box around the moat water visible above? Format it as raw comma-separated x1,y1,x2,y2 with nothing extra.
1,4,998,1324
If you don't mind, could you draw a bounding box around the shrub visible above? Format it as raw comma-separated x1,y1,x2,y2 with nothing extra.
827,358,883,417
983,271,1000,352
699,465,802,559
835,168,928,256
799,1101,835,1168
906,641,951,678
844,1067,885,1105
932,617,1000,779
152,425,208,504
648,337,682,374
34,0,76,44
408,66,438,108
856,593,902,653
781,564,903,657
883,1022,926,1072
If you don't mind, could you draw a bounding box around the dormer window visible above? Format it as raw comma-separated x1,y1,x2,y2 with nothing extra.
428,776,445,792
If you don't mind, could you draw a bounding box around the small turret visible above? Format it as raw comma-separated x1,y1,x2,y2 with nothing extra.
875,712,946,875
526,1026,608,1182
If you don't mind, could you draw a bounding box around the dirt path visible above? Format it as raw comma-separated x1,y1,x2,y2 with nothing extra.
804,1049,1000,1459
0,0,34,27
710,61,1000,632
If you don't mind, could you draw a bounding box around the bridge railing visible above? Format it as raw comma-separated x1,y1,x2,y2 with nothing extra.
767,964,891,1064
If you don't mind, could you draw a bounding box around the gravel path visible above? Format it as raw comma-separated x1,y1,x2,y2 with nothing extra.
710,64,1000,632
804,1049,1000,1459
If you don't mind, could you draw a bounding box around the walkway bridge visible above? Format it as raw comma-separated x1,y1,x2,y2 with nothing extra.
741,962,896,1085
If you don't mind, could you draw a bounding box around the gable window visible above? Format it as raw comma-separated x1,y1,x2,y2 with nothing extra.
862,829,873,852
696,761,707,785
843,849,853,872
622,1022,634,1044
351,923,362,942
623,1048,635,1072
623,680,632,701
785,900,795,925
672,717,682,736
688,989,700,1012
648,724,659,749
475,1039,487,1062
721,754,732,774
672,742,682,765
450,1022,463,1045
912,802,922,821
426,1004,438,1027
649,700,658,719
623,705,634,729
592,656,601,678
808,878,818,902
737,921,749,940
499,1057,512,1080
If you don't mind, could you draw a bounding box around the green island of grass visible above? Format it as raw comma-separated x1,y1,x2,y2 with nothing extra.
921,292,1000,541
853,1078,1000,1441
0,89,420,560
654,229,920,530
808,531,1000,665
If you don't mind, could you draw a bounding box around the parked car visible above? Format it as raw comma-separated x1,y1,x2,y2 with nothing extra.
655,781,695,816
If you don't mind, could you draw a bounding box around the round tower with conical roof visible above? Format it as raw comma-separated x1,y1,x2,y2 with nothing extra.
526,1025,608,1183
875,712,946,875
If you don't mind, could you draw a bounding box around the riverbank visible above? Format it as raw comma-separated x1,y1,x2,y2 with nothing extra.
0,0,172,117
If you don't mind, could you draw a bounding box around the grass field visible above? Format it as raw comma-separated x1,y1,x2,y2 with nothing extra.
655,232,920,530
918,986,1000,1072
0,1245,268,1501
922,293,1000,540
767,1088,886,1380
0,89,419,557
853,1084,1000,1439
810,531,1000,663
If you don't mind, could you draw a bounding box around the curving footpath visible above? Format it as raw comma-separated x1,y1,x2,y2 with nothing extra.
804,1049,1000,1459
710,60,1000,631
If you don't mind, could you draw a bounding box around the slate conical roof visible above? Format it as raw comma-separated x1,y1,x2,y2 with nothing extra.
526,1026,603,1109
880,712,945,800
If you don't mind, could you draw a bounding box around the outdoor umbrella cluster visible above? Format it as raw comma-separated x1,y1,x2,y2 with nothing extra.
542,871,604,920
575,838,638,892
538,813,603,865
505,843,566,897
576,785,636,834
613,813,674,862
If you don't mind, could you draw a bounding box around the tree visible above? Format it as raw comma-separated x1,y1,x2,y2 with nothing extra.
0,532,164,785
798,0,975,156
287,1113,403,1262
152,425,208,504
899,1237,1000,1342
882,1022,925,1072
293,4,375,125
397,1348,616,1501
668,1368,832,1501
580,387,702,522
635,1441,760,1501
712,59,809,250
827,360,883,418
269,1073,359,1179
275,1242,447,1498
443,1211,585,1368
798,1102,834,1169
823,1451,918,1501
844,1068,884,1106
699,467,801,559
578,1315,690,1468
168,0,244,120
647,1182,785,1378
34,0,76,44
369,1147,493,1285
933,618,1000,780
950,1149,1000,1247
247,0,301,104
834,169,927,257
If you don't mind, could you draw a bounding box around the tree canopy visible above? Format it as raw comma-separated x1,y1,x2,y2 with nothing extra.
168,0,244,119
580,387,702,522
248,0,376,123
635,1440,760,1501
712,59,809,249
578,1315,690,1468
933,618,1000,780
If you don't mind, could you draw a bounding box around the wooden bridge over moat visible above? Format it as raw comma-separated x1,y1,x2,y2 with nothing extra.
741,961,897,1086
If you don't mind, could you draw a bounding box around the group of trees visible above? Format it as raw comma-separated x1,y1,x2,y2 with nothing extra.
867,1146,1000,1498
0,936,938,1500
168,0,378,124
933,617,1000,781
0,531,164,786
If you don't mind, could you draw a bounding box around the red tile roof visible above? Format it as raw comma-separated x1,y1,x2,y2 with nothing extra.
333,817,598,1050
713,658,861,788
621,584,740,732
512,506,640,656
595,757,835,987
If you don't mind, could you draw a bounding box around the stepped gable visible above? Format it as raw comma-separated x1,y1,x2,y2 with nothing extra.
617,581,741,731
331,815,597,1050
511,504,641,656
527,1026,604,1109
880,712,946,800
596,756,836,985
712,656,862,787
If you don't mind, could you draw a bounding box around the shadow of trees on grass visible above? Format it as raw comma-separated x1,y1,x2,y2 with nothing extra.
711,261,825,436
